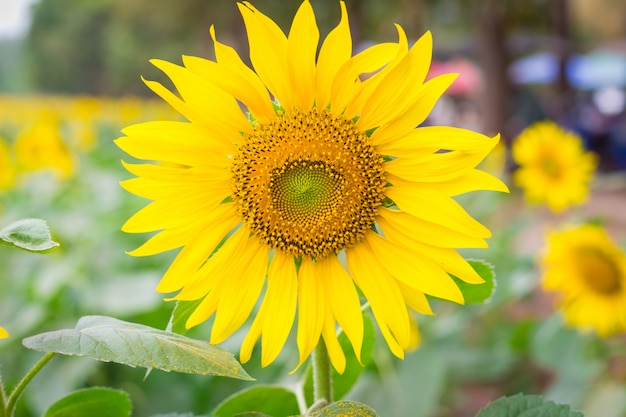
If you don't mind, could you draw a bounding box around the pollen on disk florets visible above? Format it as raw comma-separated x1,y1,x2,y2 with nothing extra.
231,108,386,259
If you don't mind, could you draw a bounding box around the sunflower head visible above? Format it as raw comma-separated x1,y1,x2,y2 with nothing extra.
117,0,507,373
542,224,626,337
512,120,597,213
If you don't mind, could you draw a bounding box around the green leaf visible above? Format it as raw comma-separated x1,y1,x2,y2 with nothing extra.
450,259,496,304
475,394,584,417
212,385,300,417
23,315,253,380
43,387,131,417
0,218,59,252
303,314,376,406
168,300,203,335
310,401,378,417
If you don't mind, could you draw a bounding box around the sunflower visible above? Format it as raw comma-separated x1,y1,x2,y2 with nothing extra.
541,224,626,337
0,137,15,191
512,120,597,213
117,0,507,373
0,326,7,339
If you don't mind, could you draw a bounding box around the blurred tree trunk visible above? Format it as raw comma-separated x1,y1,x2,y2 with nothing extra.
551,0,573,124
477,0,511,139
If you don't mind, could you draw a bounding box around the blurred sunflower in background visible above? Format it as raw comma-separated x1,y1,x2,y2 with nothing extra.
0,326,8,339
541,224,626,337
117,0,507,372
0,138,15,192
512,120,597,213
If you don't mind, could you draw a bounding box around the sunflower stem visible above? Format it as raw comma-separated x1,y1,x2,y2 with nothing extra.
5,352,56,417
312,339,332,406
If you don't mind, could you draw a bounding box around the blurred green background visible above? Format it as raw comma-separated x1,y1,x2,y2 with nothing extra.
1,1,626,417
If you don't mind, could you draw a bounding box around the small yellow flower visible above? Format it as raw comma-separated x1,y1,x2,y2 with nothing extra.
541,224,626,337
512,121,597,213
118,0,507,372
0,137,16,191
14,114,74,179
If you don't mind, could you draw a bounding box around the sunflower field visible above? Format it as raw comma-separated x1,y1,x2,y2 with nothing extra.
1,1,626,417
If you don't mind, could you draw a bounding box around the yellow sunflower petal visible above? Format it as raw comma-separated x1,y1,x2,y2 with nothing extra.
370,73,457,145
261,251,298,367
128,223,202,257
238,2,291,109
0,326,8,338
385,181,491,238
318,255,364,363
117,121,235,164
322,309,346,374
211,235,269,344
377,215,484,285
142,77,205,125
378,208,487,249
384,151,490,183
295,257,326,370
330,42,399,115
357,31,433,130
397,282,433,315
150,59,251,136
377,126,499,156
346,236,410,350
121,185,231,233
366,232,464,303
155,205,239,293
315,1,351,109
186,291,219,329
171,226,249,300
287,0,318,110
431,169,510,196
240,308,264,364
343,25,409,118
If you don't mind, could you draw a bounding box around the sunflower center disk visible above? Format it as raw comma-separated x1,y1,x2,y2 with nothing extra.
231,108,386,259
578,248,623,295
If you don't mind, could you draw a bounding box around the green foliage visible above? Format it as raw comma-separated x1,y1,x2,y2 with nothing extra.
212,386,300,417
0,218,59,252
310,401,378,417
475,394,584,417
22,315,253,380
303,315,376,405
169,300,204,335
450,259,496,304
43,387,132,417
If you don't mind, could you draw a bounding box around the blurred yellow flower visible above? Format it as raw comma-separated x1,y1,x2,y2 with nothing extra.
14,115,74,179
512,121,597,213
0,137,16,191
542,224,626,337
118,0,507,372
0,326,8,339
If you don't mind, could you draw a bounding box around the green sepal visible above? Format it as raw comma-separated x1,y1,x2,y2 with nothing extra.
23,315,253,380
450,259,496,304
211,385,300,417
475,394,584,417
0,218,59,252
43,387,132,417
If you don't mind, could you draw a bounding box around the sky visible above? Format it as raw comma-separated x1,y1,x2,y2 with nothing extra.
0,0,38,39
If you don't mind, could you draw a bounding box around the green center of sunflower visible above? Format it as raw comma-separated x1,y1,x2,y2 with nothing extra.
577,248,623,295
231,108,386,259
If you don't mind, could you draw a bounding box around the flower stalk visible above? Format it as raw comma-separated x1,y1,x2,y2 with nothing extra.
4,352,56,417
312,339,332,406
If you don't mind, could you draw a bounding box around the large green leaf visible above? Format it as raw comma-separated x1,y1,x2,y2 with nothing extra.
212,385,300,417
303,314,376,406
450,259,496,304
43,387,131,417
310,401,378,417
475,394,584,417
0,218,59,252
23,315,253,380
